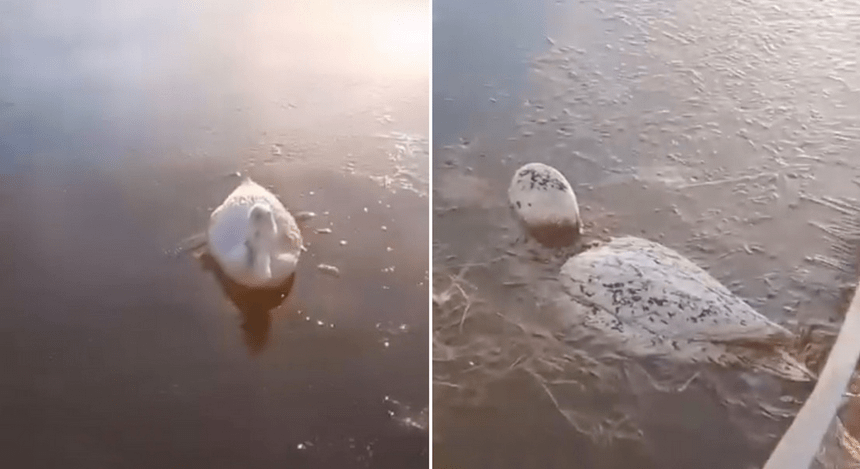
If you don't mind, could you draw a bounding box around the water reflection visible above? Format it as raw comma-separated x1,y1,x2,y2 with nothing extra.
198,251,296,355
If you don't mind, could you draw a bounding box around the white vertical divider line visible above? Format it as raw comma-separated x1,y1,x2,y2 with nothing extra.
427,0,434,466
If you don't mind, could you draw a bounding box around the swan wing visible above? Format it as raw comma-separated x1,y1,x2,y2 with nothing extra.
556,236,794,345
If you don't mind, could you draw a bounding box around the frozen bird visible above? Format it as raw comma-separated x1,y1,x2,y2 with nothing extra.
207,177,303,289
508,162,814,382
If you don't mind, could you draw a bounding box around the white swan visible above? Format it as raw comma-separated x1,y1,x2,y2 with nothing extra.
508,162,814,382
207,177,303,289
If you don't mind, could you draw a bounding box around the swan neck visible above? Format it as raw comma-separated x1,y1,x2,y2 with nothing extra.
253,249,272,280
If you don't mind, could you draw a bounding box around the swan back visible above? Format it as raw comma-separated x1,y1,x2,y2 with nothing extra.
553,236,813,381
508,162,581,247
208,178,303,289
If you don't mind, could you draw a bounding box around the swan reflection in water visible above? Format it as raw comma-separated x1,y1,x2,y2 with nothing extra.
198,249,297,355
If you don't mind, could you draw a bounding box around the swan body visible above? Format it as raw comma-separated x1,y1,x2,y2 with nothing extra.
508,163,813,382
208,177,303,289
553,236,812,381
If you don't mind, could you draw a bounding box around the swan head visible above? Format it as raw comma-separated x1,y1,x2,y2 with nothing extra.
508,162,582,247
249,202,278,237
222,203,279,281
246,203,279,279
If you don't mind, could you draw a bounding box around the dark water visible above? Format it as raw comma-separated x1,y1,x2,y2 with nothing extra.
433,0,548,145
0,0,429,467
434,0,860,467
